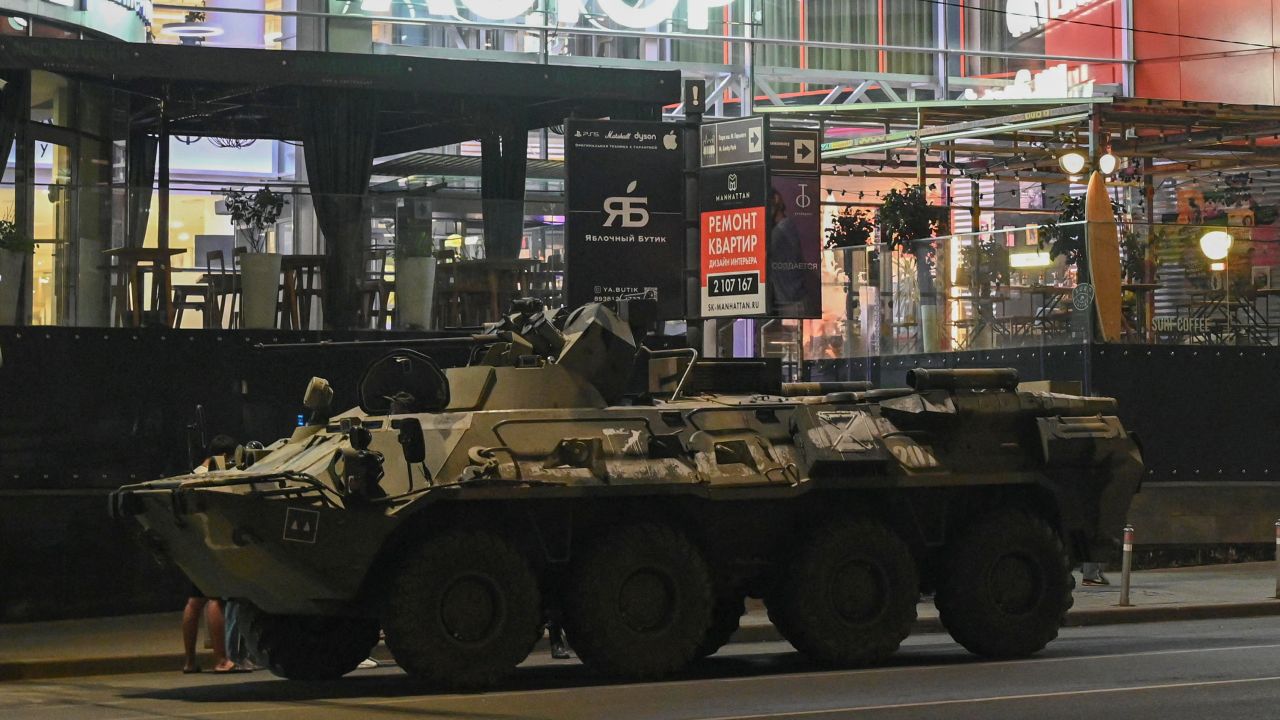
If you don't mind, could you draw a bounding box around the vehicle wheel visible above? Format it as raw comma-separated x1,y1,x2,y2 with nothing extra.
936,507,1074,658
382,529,543,689
565,523,713,678
696,596,746,659
238,603,379,681
766,518,918,667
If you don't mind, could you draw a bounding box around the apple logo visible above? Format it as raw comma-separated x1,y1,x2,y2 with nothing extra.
662,131,678,151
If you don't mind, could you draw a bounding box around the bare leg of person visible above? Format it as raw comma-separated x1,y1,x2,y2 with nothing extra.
182,597,207,672
206,599,237,671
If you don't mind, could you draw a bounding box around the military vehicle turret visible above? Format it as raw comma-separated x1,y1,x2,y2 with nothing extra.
112,299,1143,688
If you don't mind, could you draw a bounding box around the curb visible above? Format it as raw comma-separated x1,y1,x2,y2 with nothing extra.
5,601,1280,682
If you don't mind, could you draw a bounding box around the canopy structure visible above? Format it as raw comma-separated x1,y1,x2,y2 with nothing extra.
0,36,678,156
0,36,678,327
762,97,1280,189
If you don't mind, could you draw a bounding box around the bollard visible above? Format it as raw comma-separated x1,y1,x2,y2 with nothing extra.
1274,520,1280,599
1118,525,1135,607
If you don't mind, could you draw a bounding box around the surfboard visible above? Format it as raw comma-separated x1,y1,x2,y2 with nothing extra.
1085,171,1123,342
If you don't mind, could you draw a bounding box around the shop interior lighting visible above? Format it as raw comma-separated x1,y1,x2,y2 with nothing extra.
1097,152,1119,175
1058,150,1088,175
1009,251,1054,268
162,22,224,38
360,0,393,10
1199,230,1233,261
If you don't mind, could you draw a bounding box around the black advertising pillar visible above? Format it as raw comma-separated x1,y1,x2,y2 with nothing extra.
765,124,823,319
564,119,686,319
683,79,705,350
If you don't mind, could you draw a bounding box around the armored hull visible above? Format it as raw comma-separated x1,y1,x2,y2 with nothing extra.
113,301,1143,686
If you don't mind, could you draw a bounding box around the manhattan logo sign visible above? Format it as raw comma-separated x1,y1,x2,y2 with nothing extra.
414,0,738,30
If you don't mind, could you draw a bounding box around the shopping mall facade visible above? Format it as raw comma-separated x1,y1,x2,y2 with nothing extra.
0,0,1145,329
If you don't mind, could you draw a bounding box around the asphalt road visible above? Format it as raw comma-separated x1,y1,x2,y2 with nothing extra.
5,617,1280,720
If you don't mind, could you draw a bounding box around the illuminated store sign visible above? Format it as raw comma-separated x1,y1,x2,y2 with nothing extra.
41,0,153,25
1005,0,1103,38
406,0,738,30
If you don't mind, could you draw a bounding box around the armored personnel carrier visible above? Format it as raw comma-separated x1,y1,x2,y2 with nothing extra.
112,299,1143,688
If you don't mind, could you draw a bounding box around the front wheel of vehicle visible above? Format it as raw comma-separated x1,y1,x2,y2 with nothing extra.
238,603,379,681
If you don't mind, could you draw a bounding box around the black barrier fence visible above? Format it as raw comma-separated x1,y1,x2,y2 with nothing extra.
804,342,1280,485
3,333,1280,621
0,326,471,622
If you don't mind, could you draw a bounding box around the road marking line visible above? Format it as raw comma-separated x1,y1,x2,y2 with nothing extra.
95,643,1280,720
708,640,1280,686
694,675,1280,720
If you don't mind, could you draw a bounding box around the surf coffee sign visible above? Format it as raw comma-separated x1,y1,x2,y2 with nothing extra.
407,0,738,29
565,119,686,318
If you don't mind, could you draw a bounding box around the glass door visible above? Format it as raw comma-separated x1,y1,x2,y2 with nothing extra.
30,134,74,326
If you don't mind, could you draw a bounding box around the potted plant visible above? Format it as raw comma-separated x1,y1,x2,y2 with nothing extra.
0,208,32,325
959,234,1010,298
877,185,950,351
395,230,437,330
224,187,287,329
825,207,876,249
1039,194,1126,283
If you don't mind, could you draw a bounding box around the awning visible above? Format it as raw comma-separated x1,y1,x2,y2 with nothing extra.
0,36,680,155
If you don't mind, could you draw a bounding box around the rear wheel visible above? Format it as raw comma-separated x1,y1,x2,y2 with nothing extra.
238,603,379,681
565,523,713,679
767,518,918,667
935,507,1074,658
382,529,543,689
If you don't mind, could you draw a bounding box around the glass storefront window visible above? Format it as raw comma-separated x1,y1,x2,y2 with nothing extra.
30,71,72,128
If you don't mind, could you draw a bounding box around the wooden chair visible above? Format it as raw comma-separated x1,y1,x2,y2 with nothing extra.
281,255,325,330
358,249,392,329
206,249,240,329
103,265,131,327
171,283,210,328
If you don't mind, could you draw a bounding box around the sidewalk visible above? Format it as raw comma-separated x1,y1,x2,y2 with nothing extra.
3,562,1278,682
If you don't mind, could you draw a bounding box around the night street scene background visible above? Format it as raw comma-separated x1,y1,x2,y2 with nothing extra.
4,2,1280,719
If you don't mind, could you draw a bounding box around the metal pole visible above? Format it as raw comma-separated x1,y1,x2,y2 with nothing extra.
1118,525,1135,607
1274,519,1280,599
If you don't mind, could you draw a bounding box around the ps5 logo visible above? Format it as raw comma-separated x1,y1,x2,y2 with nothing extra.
604,181,650,228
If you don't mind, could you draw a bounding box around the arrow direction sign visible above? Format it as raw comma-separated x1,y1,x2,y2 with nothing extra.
768,128,821,175
748,126,762,153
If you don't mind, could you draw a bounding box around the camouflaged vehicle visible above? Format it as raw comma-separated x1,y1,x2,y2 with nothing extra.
111,299,1143,688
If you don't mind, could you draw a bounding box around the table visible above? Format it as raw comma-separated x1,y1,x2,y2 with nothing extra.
102,247,185,327
436,259,538,327
1182,289,1272,346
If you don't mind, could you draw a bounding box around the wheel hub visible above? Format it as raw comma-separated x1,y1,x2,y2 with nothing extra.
617,568,676,633
990,553,1043,615
829,559,887,624
439,573,503,644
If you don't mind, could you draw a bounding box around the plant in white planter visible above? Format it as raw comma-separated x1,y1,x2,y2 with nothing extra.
395,231,437,330
224,187,287,329
0,208,32,326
